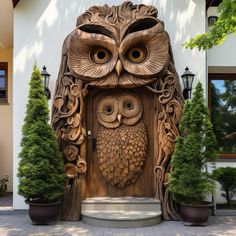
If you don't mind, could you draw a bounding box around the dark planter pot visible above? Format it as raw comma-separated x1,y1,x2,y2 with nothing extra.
29,201,61,225
179,202,211,226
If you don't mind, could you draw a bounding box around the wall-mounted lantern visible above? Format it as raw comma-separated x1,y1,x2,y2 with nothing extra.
208,16,218,27
41,65,51,100
181,66,195,100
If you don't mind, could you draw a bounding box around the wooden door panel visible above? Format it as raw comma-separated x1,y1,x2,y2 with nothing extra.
86,87,155,198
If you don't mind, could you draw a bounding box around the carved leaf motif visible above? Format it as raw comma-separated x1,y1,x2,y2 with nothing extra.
76,157,87,174
70,84,82,97
62,76,71,87
65,163,78,179
63,145,79,161
67,113,81,128
69,127,82,141
78,1,158,40
54,96,64,110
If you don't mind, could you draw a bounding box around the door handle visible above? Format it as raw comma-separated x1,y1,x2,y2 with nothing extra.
87,130,91,140
92,138,97,152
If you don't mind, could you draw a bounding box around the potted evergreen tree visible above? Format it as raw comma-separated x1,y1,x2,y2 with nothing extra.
169,81,217,225
18,65,65,225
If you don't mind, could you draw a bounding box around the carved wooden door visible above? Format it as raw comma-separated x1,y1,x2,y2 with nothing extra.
86,87,155,198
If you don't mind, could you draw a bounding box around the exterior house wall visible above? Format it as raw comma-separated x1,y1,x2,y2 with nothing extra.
0,47,13,192
208,7,236,72
13,0,206,209
207,7,236,203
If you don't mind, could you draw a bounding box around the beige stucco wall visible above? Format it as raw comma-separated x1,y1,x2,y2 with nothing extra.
0,47,13,192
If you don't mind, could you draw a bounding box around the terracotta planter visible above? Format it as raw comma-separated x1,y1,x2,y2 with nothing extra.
178,202,211,226
29,201,61,225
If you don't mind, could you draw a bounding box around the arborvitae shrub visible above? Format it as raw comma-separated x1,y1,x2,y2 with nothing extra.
169,82,217,204
18,65,64,203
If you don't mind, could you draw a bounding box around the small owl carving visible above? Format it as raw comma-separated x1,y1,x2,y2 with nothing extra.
96,92,148,188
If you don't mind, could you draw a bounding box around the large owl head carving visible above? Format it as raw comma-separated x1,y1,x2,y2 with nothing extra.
67,1,169,88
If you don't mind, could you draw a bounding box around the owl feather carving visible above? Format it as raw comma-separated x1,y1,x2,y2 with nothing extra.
96,93,148,188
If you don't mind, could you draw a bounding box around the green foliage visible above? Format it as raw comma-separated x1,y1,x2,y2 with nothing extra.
18,65,65,203
0,177,8,197
169,82,218,204
212,167,236,206
184,0,236,50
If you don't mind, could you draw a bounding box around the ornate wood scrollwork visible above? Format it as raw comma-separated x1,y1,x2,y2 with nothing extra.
147,60,184,220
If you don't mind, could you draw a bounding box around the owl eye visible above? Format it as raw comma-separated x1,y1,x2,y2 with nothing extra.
90,46,111,64
104,105,114,115
125,101,134,110
126,46,148,63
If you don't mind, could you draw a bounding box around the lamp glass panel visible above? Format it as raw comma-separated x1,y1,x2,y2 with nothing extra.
188,75,194,89
44,75,50,89
182,76,188,89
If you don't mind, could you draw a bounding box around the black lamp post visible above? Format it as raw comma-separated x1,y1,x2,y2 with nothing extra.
41,65,51,100
181,66,195,100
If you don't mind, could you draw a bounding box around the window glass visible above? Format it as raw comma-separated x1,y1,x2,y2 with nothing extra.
0,77,5,88
210,77,236,155
0,63,7,103
0,91,6,98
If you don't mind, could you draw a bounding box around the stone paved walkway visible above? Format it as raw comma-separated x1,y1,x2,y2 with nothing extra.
0,214,235,236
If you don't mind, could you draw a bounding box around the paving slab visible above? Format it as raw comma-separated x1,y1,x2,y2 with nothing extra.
0,214,235,236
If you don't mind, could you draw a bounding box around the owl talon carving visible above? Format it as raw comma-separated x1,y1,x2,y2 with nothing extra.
96,93,148,188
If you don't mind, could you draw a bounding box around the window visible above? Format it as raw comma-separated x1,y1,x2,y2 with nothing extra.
0,62,8,103
209,74,236,158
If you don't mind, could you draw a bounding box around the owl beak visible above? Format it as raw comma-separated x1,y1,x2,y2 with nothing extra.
115,60,123,77
117,114,122,123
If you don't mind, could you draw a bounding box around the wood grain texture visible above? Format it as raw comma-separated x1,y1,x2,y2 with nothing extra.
86,88,154,198
51,1,184,221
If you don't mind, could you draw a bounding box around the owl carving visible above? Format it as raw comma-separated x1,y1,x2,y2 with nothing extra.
52,1,184,221
96,92,148,188
67,2,169,88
